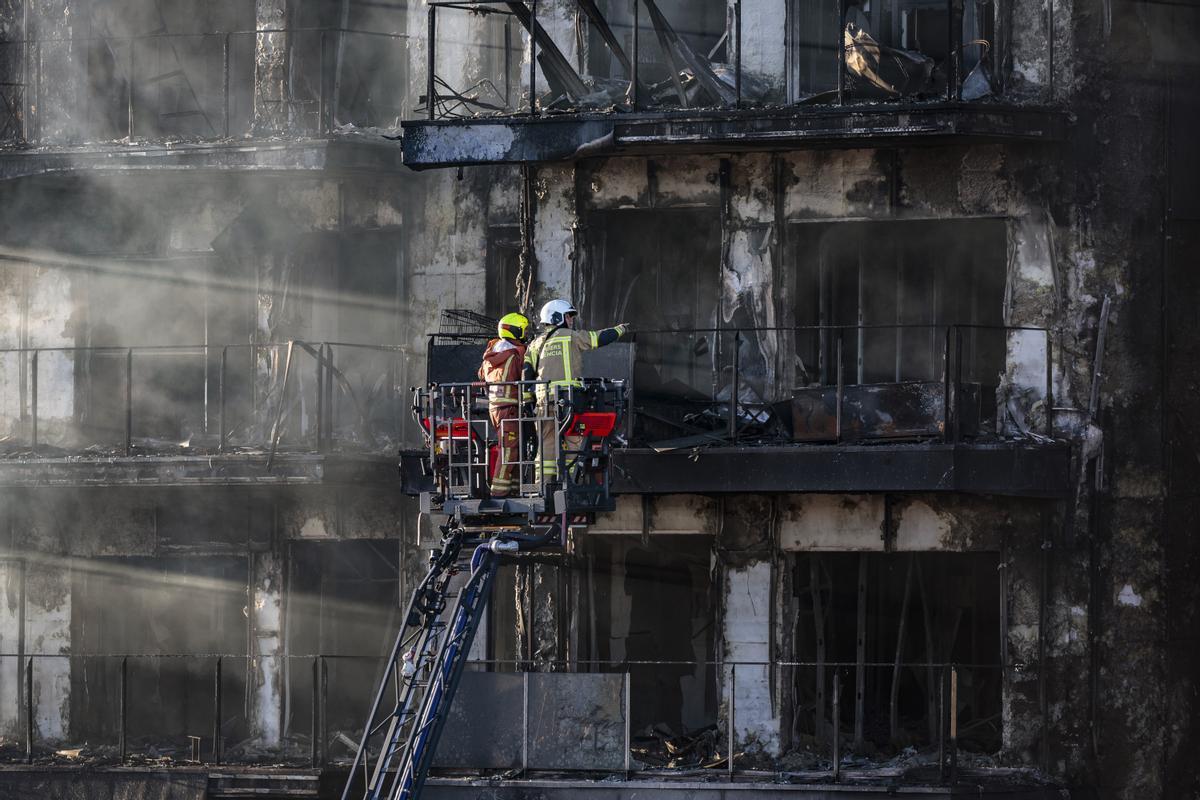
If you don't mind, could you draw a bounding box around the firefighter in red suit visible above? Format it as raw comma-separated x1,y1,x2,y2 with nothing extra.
478,312,533,497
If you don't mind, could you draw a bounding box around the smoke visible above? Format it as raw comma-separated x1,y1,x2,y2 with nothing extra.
0,2,440,758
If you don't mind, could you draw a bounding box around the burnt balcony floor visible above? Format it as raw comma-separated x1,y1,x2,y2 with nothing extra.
400,439,1072,499
0,134,406,182
400,102,1067,168
0,764,1068,800
0,448,400,487
423,770,1065,800
615,440,1070,498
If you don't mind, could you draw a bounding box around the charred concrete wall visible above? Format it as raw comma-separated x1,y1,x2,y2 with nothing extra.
0,0,1195,797
469,34,1191,786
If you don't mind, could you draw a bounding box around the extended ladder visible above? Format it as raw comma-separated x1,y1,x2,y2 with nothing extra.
343,375,624,799
340,528,528,800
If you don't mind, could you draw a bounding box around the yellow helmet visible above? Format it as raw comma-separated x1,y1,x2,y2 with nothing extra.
497,312,530,342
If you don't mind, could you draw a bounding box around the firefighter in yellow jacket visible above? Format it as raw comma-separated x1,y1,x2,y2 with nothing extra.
478,312,533,497
523,299,628,482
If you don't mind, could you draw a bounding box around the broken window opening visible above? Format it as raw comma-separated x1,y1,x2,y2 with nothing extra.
425,0,1001,120
580,534,718,743
582,207,724,445
787,0,997,103
625,0,732,110
426,4,532,118
22,0,413,143
788,552,1002,758
291,0,411,130
70,555,250,757
789,218,1007,442
81,252,214,451
286,540,401,760
77,0,255,141
485,225,522,320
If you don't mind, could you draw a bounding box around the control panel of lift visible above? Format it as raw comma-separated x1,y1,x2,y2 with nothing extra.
342,377,625,800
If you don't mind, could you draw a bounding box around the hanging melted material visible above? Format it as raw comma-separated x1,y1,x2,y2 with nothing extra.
843,21,935,98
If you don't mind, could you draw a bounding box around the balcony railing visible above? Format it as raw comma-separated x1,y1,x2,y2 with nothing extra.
429,323,1056,450
648,323,1053,446
0,341,413,458
0,652,997,779
0,27,411,145
421,0,1055,121
0,322,1054,464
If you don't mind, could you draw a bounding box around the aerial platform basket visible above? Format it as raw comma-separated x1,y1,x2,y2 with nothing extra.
413,377,627,534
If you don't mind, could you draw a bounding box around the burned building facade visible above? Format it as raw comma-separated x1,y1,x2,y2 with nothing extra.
0,0,1197,798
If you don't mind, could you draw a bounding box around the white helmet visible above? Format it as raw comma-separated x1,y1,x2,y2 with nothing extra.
539,298,577,326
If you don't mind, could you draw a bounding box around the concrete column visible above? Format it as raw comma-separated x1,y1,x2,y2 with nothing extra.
718,496,781,757
723,560,781,756
531,163,577,306
254,0,290,134
248,549,284,749
0,559,23,737
725,154,782,401
26,560,71,745
515,563,560,669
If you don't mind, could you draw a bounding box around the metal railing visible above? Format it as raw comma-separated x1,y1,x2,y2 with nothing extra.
418,379,556,501
416,378,626,506
0,323,1053,459
421,0,1055,120
0,653,996,780
0,26,411,145
616,323,1054,446
0,341,413,457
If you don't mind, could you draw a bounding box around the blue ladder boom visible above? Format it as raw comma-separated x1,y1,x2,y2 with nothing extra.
341,529,524,800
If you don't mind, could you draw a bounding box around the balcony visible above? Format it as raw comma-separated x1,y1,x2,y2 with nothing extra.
0,650,1064,799
0,26,409,179
400,0,1067,168
406,322,1071,499
0,316,1070,497
0,341,412,486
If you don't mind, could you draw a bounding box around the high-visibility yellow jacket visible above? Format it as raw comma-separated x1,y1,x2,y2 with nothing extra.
524,324,627,402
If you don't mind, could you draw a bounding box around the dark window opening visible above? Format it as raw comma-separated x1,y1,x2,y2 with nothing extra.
790,552,1002,755
70,555,249,752
81,255,214,449
81,0,256,140
583,208,722,442
789,218,1006,440
286,540,401,753
327,230,408,447
291,0,410,129
580,535,717,738
485,226,521,320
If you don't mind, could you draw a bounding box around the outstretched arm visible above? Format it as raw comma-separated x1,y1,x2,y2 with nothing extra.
586,323,629,349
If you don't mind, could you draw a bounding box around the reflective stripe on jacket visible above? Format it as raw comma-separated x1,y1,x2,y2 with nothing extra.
525,324,624,402
478,338,528,406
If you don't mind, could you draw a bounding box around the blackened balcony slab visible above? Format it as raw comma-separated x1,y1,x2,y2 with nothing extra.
0,136,406,182
0,452,400,487
401,441,1071,498
422,774,1068,799
610,442,1071,498
400,104,1067,169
